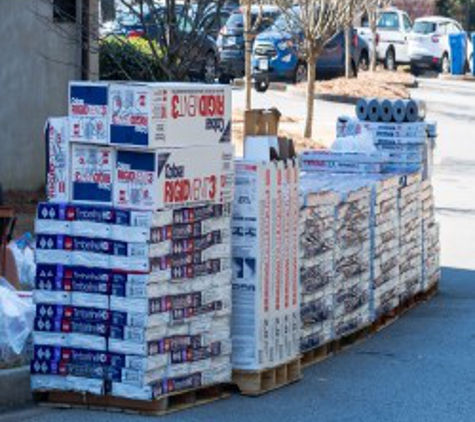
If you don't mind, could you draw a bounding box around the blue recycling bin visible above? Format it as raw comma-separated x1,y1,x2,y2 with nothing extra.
472,33,475,76
449,33,467,75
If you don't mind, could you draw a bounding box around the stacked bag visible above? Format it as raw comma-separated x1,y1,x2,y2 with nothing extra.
32,81,235,400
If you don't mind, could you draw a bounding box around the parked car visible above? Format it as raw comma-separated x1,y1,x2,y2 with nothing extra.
252,11,361,92
357,8,412,70
217,6,281,83
408,16,473,75
191,2,238,40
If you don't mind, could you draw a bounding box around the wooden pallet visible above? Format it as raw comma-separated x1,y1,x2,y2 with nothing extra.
33,384,229,416
333,325,371,353
371,309,399,334
301,343,333,368
232,358,302,396
418,282,439,302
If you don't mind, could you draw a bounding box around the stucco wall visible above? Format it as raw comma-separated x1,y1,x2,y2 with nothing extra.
0,0,84,190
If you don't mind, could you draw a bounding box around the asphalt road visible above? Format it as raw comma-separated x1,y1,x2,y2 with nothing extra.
3,78,475,422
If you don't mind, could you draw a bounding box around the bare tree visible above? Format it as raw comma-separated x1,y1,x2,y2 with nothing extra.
243,0,253,110
363,0,392,72
273,0,352,138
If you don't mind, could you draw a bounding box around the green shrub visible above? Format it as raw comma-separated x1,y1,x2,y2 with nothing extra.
99,36,166,81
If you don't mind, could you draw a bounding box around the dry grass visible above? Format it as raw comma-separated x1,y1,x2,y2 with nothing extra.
296,69,415,100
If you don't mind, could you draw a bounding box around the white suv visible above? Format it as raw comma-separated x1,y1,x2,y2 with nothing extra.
408,16,472,74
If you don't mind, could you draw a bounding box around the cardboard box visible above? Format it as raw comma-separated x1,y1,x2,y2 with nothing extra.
109,83,231,148
71,144,114,205
69,82,109,145
114,150,158,211
156,144,234,210
45,118,70,202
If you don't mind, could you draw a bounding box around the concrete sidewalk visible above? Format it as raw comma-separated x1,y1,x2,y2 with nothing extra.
0,366,31,411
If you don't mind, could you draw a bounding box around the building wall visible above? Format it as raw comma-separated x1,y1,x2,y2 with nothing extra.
0,0,97,190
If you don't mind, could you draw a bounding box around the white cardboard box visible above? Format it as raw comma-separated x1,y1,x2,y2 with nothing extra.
109,83,232,148
45,117,70,202
155,144,234,210
71,144,114,205
69,82,109,145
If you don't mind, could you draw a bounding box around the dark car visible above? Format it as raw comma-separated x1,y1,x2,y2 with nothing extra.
115,5,221,83
192,2,239,40
217,6,281,83
252,10,361,92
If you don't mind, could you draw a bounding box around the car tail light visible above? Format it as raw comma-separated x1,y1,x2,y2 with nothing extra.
432,57,439,64
353,34,358,48
432,35,440,43
375,33,380,46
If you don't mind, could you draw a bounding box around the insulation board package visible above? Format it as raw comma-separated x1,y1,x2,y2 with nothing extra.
421,180,441,292
299,186,338,352
336,118,437,180
370,175,401,319
398,173,423,301
231,160,300,371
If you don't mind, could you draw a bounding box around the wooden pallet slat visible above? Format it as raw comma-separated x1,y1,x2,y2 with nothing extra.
301,343,333,368
33,383,230,416
233,358,302,396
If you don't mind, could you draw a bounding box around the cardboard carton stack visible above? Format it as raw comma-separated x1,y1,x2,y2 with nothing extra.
299,187,338,352
32,82,235,401
371,175,401,319
421,180,441,292
398,173,423,302
231,110,300,372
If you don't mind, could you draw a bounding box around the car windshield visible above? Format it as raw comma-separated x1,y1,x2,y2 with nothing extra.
270,13,299,32
377,12,399,30
227,12,276,30
413,21,437,34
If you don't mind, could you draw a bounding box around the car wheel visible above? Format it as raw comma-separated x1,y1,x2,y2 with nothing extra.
385,48,396,71
359,51,369,71
411,64,420,77
441,53,450,74
254,80,269,93
294,62,307,84
202,53,217,84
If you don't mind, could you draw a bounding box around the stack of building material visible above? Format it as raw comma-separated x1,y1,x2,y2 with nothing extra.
421,180,441,293
32,82,235,403
333,183,372,338
299,188,338,353
371,175,401,319
398,173,423,302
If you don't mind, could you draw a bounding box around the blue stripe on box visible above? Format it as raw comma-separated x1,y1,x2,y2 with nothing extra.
110,125,149,147
117,150,156,172
70,85,108,106
73,182,112,203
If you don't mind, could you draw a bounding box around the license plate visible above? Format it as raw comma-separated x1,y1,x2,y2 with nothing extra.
224,36,237,46
259,59,269,71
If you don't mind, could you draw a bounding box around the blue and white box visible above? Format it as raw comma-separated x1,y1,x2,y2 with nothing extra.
69,82,109,145
71,144,114,205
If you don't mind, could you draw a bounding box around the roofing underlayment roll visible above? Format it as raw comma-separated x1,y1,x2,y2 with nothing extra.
392,99,406,123
367,98,382,122
380,99,394,123
405,99,426,122
356,98,369,121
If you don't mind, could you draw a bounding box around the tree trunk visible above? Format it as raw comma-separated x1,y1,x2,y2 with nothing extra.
243,0,252,110
370,15,377,72
304,51,317,139
345,26,352,78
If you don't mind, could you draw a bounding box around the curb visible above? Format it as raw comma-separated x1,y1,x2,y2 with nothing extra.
314,94,360,105
0,367,32,409
232,80,288,92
